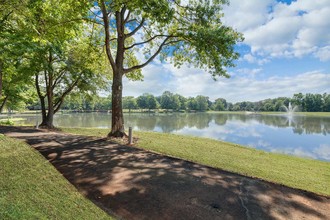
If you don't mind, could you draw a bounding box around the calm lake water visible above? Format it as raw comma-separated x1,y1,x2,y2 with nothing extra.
6,112,330,162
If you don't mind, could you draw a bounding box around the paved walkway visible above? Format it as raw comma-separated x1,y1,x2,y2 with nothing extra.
1,126,329,220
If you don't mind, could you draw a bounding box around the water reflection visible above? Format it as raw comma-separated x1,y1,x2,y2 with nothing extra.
5,112,330,161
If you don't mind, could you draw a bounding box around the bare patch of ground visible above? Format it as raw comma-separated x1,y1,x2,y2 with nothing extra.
1,126,329,220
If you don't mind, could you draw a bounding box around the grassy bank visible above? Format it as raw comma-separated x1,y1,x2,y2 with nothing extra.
62,127,330,196
0,134,112,219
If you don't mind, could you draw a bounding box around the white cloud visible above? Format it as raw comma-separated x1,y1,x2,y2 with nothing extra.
223,0,273,32
272,144,330,161
123,62,330,103
223,0,330,61
236,68,262,76
313,144,330,161
120,1,330,103
243,54,269,65
314,46,330,61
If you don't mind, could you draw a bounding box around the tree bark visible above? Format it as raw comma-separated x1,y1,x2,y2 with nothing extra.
39,72,55,128
40,89,55,128
35,73,47,127
108,71,125,137
40,96,47,124
0,60,3,100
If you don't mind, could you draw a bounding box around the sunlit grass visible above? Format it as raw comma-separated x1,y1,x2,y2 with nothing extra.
62,127,330,196
0,134,112,219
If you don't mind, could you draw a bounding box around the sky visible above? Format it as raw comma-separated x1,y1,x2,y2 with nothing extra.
122,0,330,103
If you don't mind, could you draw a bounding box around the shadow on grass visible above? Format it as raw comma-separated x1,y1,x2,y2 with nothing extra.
1,126,329,220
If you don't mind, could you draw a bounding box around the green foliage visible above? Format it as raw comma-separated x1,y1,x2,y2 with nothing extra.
62,93,111,111
137,93,159,110
0,0,37,112
195,95,209,111
213,98,227,111
159,91,181,110
96,0,243,135
120,0,242,77
123,96,138,111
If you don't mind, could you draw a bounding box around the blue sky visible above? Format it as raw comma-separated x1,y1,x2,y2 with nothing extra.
122,0,330,103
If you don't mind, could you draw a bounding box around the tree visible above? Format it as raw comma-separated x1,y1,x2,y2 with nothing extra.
304,93,323,112
186,97,197,111
122,96,137,112
137,93,158,110
33,37,108,128
213,98,227,111
137,94,148,109
176,94,187,111
0,0,35,112
146,94,158,110
292,93,304,111
25,0,109,128
323,93,330,112
96,0,243,137
195,95,209,111
160,91,180,110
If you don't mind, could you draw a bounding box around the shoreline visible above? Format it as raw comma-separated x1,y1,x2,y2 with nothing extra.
62,127,330,196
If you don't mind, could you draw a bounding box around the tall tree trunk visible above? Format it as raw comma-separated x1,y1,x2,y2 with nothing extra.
40,71,55,128
40,96,47,124
35,73,47,127
39,93,54,128
45,88,55,128
0,60,3,100
108,71,125,137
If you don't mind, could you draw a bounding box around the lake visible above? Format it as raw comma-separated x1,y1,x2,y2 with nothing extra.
5,112,330,162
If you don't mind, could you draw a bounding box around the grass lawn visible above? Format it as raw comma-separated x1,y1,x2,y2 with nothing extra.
0,134,112,220
62,127,330,196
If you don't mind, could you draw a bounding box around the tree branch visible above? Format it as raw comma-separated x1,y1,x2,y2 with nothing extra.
164,39,183,46
54,75,81,113
100,0,116,69
124,34,170,50
125,18,145,38
43,70,49,88
124,10,131,24
126,18,137,23
52,68,67,90
35,73,45,99
89,8,103,19
0,10,13,25
124,36,171,73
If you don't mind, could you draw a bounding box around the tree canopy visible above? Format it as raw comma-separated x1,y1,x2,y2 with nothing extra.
96,0,243,136
0,0,111,127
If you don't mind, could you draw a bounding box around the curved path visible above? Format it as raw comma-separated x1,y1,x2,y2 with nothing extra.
1,126,329,220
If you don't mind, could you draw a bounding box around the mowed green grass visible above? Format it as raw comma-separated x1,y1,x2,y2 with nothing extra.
62,127,330,196
0,134,112,220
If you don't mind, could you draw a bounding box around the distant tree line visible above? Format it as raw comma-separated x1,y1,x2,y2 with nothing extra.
25,91,330,113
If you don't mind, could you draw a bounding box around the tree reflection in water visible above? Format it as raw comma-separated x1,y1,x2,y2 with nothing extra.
8,112,330,161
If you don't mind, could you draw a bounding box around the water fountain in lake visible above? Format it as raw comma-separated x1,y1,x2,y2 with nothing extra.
282,102,298,114
282,102,298,126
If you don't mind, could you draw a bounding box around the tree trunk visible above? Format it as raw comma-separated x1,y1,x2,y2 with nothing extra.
108,71,126,137
0,60,3,100
38,64,55,129
36,73,48,127
40,81,55,128
40,96,47,124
